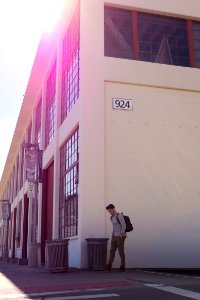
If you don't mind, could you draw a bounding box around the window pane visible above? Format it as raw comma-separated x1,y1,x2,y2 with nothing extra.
138,12,190,67
192,21,200,68
104,6,133,59
60,128,79,238
45,61,56,148
61,4,80,123
195,49,200,56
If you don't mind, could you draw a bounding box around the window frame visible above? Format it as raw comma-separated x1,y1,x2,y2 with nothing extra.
61,3,80,123
104,6,199,68
59,127,79,238
45,60,57,148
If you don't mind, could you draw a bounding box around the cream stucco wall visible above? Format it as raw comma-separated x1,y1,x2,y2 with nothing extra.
104,81,200,268
79,0,200,268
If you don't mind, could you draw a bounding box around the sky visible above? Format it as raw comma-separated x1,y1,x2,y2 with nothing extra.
0,0,67,180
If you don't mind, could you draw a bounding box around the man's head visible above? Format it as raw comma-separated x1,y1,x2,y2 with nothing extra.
106,204,116,215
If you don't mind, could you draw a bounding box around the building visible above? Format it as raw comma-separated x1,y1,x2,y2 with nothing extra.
0,0,200,269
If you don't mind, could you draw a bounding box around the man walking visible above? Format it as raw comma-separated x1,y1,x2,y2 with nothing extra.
104,204,126,272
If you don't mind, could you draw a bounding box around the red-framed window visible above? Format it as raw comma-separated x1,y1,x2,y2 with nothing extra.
11,170,15,202
45,61,56,148
20,138,25,188
61,3,80,123
10,167,15,202
192,21,200,67
104,6,200,68
27,122,32,143
59,127,79,237
15,156,19,195
35,98,42,144
105,7,134,59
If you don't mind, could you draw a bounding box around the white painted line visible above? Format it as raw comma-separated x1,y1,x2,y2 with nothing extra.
0,294,28,299
46,293,119,300
0,288,108,299
145,284,200,299
139,270,200,280
27,288,106,298
85,289,106,292
29,289,82,297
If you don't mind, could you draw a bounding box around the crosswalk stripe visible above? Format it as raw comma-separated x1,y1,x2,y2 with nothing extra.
0,288,108,299
145,283,200,299
45,293,119,300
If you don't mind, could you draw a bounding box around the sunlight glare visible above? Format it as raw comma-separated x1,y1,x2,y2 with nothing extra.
37,0,67,33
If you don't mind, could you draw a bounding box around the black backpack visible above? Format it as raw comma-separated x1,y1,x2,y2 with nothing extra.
116,213,134,232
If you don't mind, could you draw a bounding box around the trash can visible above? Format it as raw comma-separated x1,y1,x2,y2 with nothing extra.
45,239,69,272
85,238,109,270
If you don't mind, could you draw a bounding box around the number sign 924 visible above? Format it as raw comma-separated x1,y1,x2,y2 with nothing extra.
112,98,133,110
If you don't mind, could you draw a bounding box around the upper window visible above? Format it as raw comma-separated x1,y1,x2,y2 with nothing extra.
45,60,56,148
35,98,42,144
138,13,190,67
61,3,80,123
105,6,200,68
105,7,133,59
20,139,25,188
192,22,200,68
27,122,32,143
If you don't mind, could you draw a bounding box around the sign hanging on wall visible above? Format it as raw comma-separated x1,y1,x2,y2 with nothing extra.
27,182,36,198
0,200,10,220
112,98,133,110
25,148,38,182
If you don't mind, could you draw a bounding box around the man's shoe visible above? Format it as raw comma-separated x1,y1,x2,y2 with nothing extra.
104,264,111,272
119,267,125,272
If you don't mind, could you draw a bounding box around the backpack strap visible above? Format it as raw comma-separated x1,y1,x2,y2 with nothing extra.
116,213,121,225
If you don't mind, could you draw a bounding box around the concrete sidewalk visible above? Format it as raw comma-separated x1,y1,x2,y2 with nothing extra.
0,261,132,298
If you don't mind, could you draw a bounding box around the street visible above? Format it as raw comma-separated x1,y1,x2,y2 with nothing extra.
28,271,200,300
1,261,200,299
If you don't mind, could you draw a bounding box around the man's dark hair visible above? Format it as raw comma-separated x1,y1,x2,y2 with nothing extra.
106,204,115,210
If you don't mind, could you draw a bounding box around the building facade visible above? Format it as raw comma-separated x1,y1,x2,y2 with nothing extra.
0,0,200,268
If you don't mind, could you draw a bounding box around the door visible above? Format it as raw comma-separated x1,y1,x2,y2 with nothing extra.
22,195,29,259
41,161,54,263
12,208,17,259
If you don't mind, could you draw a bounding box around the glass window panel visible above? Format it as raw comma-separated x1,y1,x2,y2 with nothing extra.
139,52,152,61
194,49,200,57
60,128,79,238
177,47,189,57
61,5,80,123
45,61,56,148
177,38,188,47
195,60,200,67
104,6,133,59
138,12,189,67
192,21,200,68
177,57,190,66
193,31,200,39
192,22,200,30
139,42,151,52
194,39,200,48
176,27,187,37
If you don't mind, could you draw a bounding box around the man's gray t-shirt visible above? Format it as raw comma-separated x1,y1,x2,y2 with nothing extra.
110,213,126,236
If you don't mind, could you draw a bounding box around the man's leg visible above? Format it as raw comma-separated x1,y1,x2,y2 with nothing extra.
104,236,117,271
117,236,126,271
